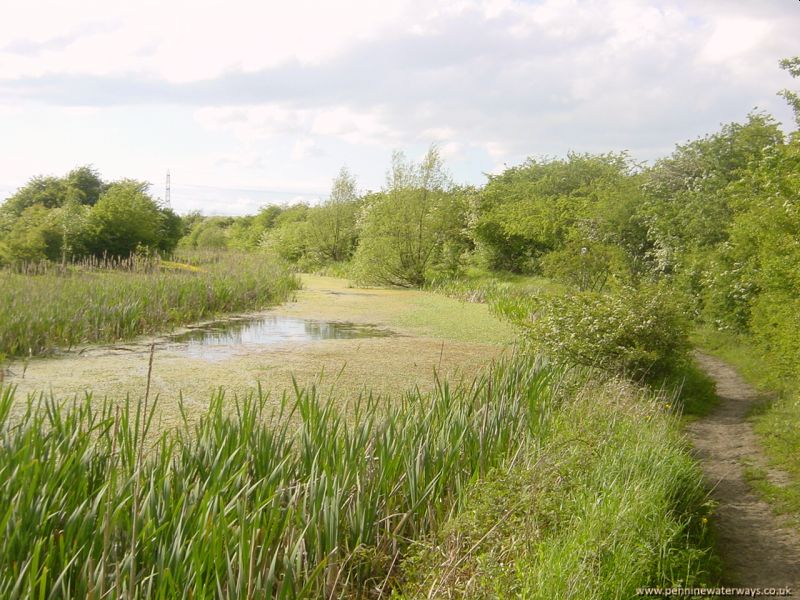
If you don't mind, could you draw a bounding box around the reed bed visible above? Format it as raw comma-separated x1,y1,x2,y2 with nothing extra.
0,354,558,598
0,253,299,358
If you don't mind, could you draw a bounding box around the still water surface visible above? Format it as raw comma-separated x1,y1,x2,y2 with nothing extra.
169,315,395,359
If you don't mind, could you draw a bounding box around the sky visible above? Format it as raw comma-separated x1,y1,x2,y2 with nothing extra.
0,0,798,215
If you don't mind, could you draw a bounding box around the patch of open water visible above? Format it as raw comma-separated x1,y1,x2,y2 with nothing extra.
169,315,395,360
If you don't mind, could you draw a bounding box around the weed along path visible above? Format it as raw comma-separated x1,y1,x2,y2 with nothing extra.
688,353,800,592
6,275,516,429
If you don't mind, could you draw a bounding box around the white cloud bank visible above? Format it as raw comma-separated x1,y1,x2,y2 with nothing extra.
0,0,797,213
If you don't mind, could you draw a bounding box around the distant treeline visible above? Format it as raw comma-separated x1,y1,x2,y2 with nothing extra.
0,167,182,263
2,59,798,376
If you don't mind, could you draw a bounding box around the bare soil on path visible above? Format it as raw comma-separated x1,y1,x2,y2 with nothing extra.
687,353,800,595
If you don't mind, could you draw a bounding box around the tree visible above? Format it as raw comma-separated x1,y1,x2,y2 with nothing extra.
0,176,67,234
58,197,91,262
259,204,310,262
157,207,184,254
65,165,105,206
474,152,639,273
353,147,465,287
86,180,165,257
640,113,784,276
778,56,800,128
0,205,63,263
306,167,361,263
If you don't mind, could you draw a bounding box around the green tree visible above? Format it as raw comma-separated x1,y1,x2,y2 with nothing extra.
64,166,105,206
640,113,784,275
0,205,63,263
259,204,310,262
86,180,164,257
306,167,361,263
157,207,184,254
0,176,66,234
182,216,232,249
57,197,92,262
474,153,637,273
778,56,800,128
353,147,465,287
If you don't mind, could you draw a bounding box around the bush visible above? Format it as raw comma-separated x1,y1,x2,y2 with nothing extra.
750,291,800,382
540,242,631,292
496,284,691,381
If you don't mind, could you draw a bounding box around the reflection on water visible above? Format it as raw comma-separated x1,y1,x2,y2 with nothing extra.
170,315,394,360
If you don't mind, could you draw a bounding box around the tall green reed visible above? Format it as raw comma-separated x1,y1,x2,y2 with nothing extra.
0,354,558,598
0,252,299,358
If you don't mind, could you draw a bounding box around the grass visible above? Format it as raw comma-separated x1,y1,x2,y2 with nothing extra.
690,327,788,394
693,326,800,524
399,378,719,598
0,354,556,598
0,352,717,598
743,465,800,530
0,253,300,358
427,269,563,305
661,360,718,420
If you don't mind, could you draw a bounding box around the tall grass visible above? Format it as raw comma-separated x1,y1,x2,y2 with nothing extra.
0,354,558,598
401,379,718,598
0,252,299,358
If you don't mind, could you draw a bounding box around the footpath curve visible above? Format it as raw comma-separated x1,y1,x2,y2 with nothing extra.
687,353,800,594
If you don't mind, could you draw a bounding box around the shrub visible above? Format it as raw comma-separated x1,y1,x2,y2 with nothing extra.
496,284,691,381
750,291,800,382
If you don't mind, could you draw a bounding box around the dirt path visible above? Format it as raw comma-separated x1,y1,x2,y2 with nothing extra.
687,353,800,594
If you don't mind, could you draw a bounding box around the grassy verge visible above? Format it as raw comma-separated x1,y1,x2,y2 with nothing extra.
0,353,717,598
0,253,299,358
692,326,800,525
399,377,719,599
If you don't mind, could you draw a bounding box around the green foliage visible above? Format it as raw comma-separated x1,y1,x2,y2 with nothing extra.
0,354,560,598
0,166,104,234
157,207,185,253
85,180,165,257
540,241,630,292
306,167,361,263
0,168,182,263
778,56,800,128
260,217,309,263
691,123,800,372
0,205,64,263
353,147,469,287
640,112,784,275
64,165,106,206
0,253,299,357
497,284,691,381
474,152,641,273
183,216,232,249
401,378,717,598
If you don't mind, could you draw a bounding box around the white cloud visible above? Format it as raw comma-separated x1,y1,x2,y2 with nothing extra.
1,0,798,211
699,17,771,64
290,138,324,160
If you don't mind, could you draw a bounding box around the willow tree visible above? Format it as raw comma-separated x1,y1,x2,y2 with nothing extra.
306,167,360,263
353,146,466,287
